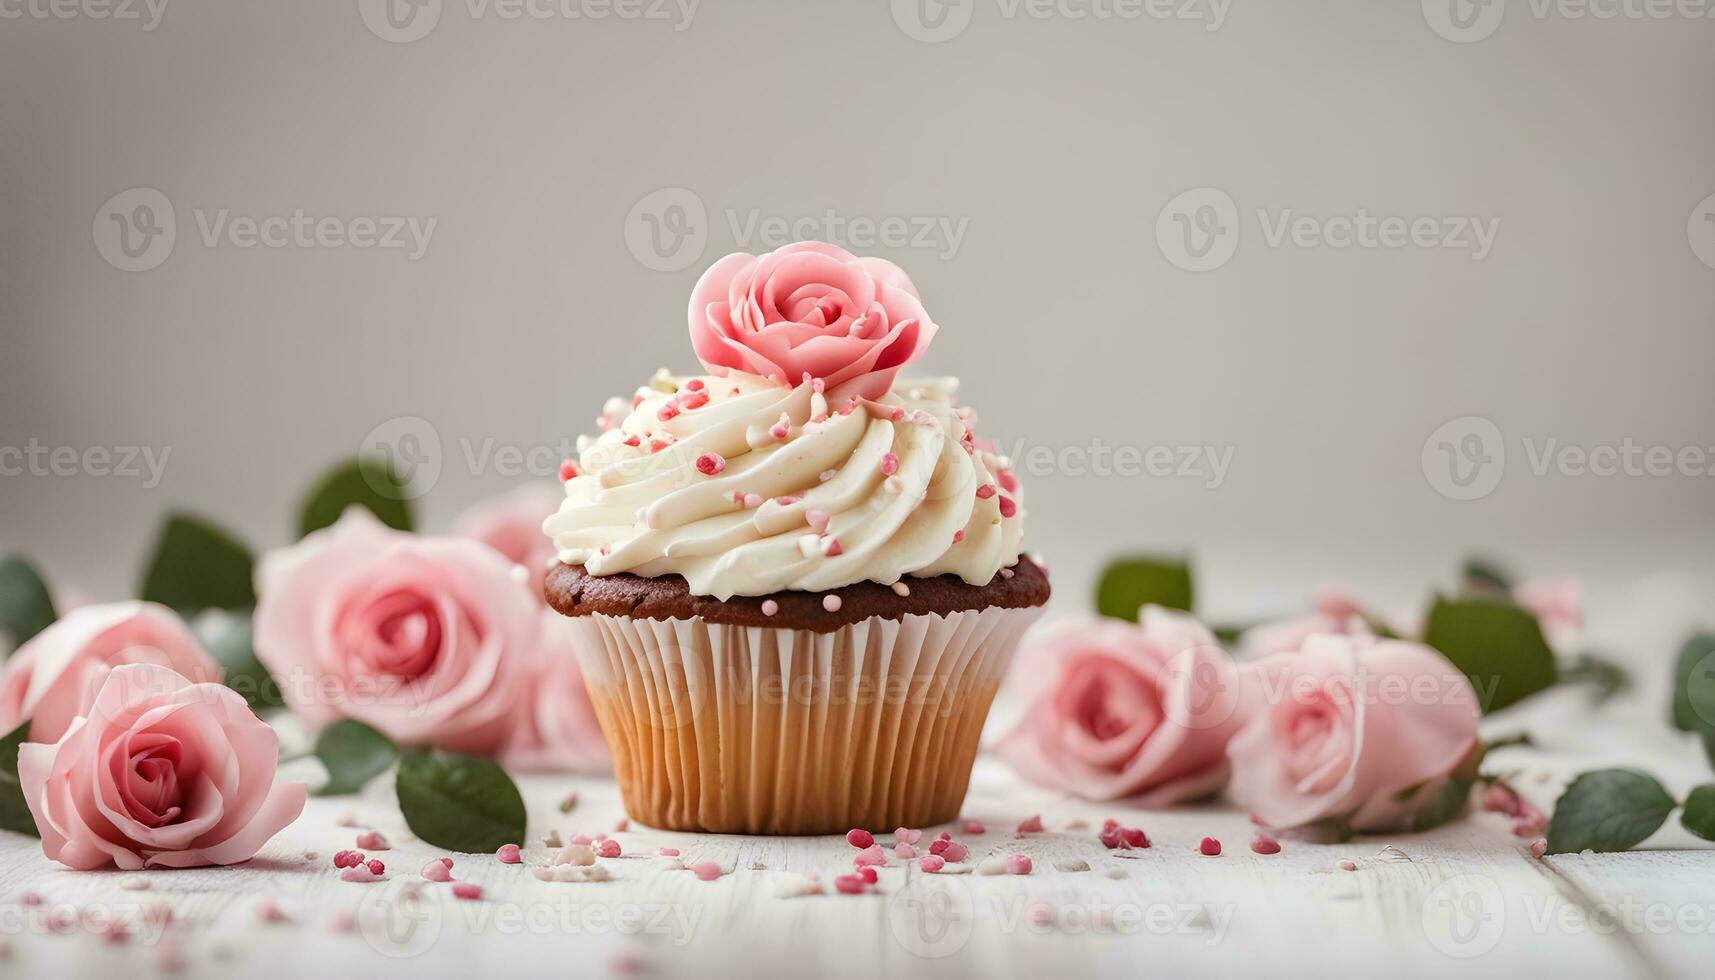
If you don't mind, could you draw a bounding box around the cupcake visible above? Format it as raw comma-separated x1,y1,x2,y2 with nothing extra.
543,241,1048,834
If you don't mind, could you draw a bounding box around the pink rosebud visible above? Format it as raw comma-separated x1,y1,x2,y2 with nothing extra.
452,883,483,900
894,827,923,845
496,843,522,865
1006,854,1033,875
354,831,389,850
894,843,916,860
421,859,453,882
598,839,622,859
834,874,867,895
929,838,950,855
857,865,878,884
852,845,887,868
366,859,385,875
690,860,722,881
694,453,726,476
1250,835,1282,855
919,855,946,873
1199,837,1222,856
845,828,874,848
941,842,968,863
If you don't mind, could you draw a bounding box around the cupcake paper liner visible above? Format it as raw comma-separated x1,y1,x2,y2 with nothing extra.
569,605,1042,835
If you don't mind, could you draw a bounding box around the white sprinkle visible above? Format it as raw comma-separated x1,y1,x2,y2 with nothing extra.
1337,859,1358,872
761,600,779,617
1000,568,1015,580
976,856,1010,876
1053,858,1090,872
819,469,836,483
891,582,911,597
823,595,842,612
119,876,150,891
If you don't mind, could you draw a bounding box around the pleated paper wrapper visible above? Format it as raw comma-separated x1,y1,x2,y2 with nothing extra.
569,605,1042,835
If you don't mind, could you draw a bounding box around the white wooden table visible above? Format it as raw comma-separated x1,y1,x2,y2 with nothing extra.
2,677,1711,979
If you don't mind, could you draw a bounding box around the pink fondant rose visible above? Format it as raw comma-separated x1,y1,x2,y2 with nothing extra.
1226,634,1480,832
995,608,1256,804
0,602,222,744
254,509,535,754
500,615,611,774
18,663,306,870
688,241,937,400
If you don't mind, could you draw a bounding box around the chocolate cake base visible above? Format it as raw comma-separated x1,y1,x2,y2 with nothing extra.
544,558,1049,633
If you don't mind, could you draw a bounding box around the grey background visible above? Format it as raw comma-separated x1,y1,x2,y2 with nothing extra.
2,0,1711,636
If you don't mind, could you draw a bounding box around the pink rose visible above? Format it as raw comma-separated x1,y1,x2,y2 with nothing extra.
995,608,1255,805
1227,634,1480,832
0,602,222,744
688,241,937,400
1515,578,1581,652
253,509,536,754
1236,586,1374,660
452,481,564,583
18,663,306,870
499,614,611,773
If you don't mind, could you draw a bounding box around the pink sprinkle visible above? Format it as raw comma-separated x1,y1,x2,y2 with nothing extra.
558,459,580,482
773,495,802,506
891,581,910,597
823,538,843,557
1000,568,1015,580
253,897,288,923
834,874,867,895
496,843,522,864
857,865,878,884
452,883,483,900
366,859,385,875
998,495,1018,518
1530,838,1548,858
761,600,779,617
894,843,916,860
1337,859,1358,872
810,377,825,395
332,850,363,869
846,829,875,848
1007,854,1033,875
1121,827,1150,848
623,435,641,447
998,470,1019,492
805,509,831,533
657,403,680,422
853,844,887,868
895,827,923,845
1199,837,1222,856
354,831,389,850
695,452,726,476
823,595,842,612
919,854,947,873
690,860,722,881
1025,902,1054,927
420,859,453,882
962,821,986,834
658,847,681,857
769,414,791,439
879,453,899,476
743,493,764,509
976,484,997,500
1250,835,1281,855
683,379,705,392
570,834,594,846
928,838,950,856
891,408,905,421
1017,815,1044,834
938,832,951,840
598,839,622,859
951,530,965,545
441,856,455,867
679,389,709,410
941,842,968,862
339,865,381,883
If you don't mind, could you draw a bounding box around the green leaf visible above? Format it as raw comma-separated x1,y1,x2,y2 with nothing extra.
1423,595,1559,713
1671,633,1715,734
0,555,57,654
1095,556,1193,622
0,721,40,837
1460,556,1514,595
139,514,257,614
1558,653,1632,706
1546,769,1675,854
315,720,398,796
1682,785,1715,842
1411,778,1476,833
298,457,414,539
395,750,524,852
193,611,282,711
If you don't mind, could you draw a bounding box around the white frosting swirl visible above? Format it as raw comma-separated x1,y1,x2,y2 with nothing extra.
544,372,1027,600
